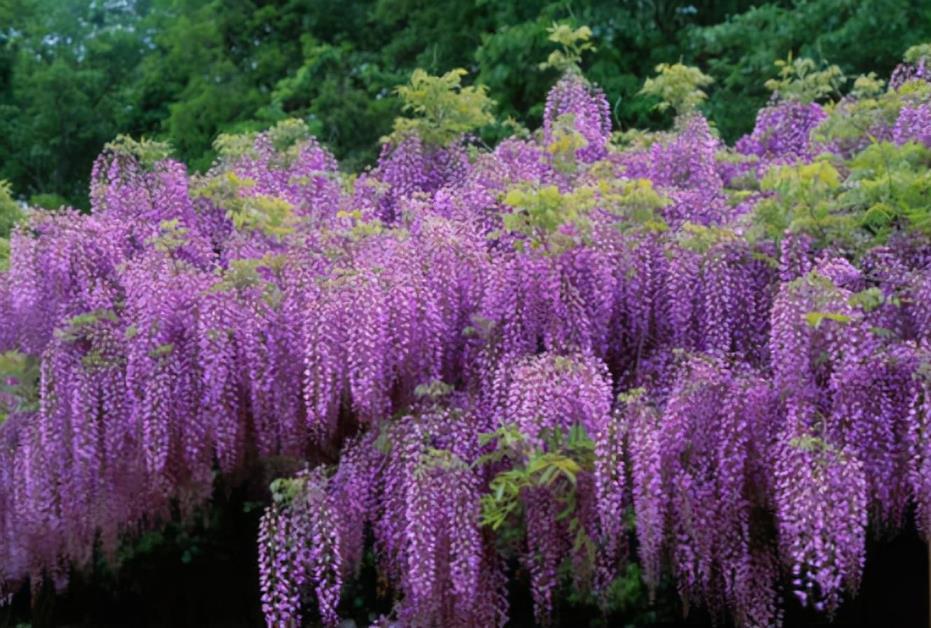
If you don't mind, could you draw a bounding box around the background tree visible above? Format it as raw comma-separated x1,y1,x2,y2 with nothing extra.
1,0,930,208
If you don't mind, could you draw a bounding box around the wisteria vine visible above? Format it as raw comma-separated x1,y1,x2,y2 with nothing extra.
3,36,931,628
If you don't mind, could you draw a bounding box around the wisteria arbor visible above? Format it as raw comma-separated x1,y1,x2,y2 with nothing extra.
3,30,931,628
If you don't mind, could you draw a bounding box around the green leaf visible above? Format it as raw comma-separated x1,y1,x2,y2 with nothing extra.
804,311,851,328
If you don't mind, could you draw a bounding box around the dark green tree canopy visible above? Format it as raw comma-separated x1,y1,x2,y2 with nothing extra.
2,0,930,207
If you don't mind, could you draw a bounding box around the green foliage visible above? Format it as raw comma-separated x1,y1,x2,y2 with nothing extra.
213,132,260,164
804,311,852,328
54,309,119,344
215,119,313,169
751,159,847,247
640,62,714,116
209,255,287,310
840,141,931,237
589,175,669,233
420,446,471,475
413,379,455,400
335,207,386,242
755,138,931,253
786,272,857,331
545,112,592,174
738,145,931,256
29,192,67,210
904,43,931,65
6,0,929,206
0,180,24,238
0,180,24,270
501,176,669,255
147,219,190,254
0,351,40,425
264,32,402,171
602,563,650,612
477,424,595,532
539,22,595,74
267,118,313,154
678,222,738,254
336,206,384,242
388,69,496,147
848,287,888,312
232,196,296,239
0,238,10,273
850,73,886,100
193,172,295,239
689,0,931,141
269,476,307,507
103,135,173,170
474,421,611,606
0,0,152,206
764,54,846,104
501,184,596,253
813,80,931,154
789,433,830,453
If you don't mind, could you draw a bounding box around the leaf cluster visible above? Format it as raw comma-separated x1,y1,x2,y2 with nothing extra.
0,180,25,271
477,424,594,532
904,43,931,65
538,23,595,74
54,309,120,344
214,119,313,169
545,113,590,174
501,184,596,253
752,139,931,255
677,222,738,254
269,476,308,507
589,175,669,233
764,54,846,104
147,219,189,254
842,140,931,238
103,135,173,171
640,62,714,117
0,351,40,424
387,69,496,147
813,79,931,153
750,159,847,247
194,172,296,239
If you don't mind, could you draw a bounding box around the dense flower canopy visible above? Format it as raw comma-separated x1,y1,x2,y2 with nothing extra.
3,48,931,628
